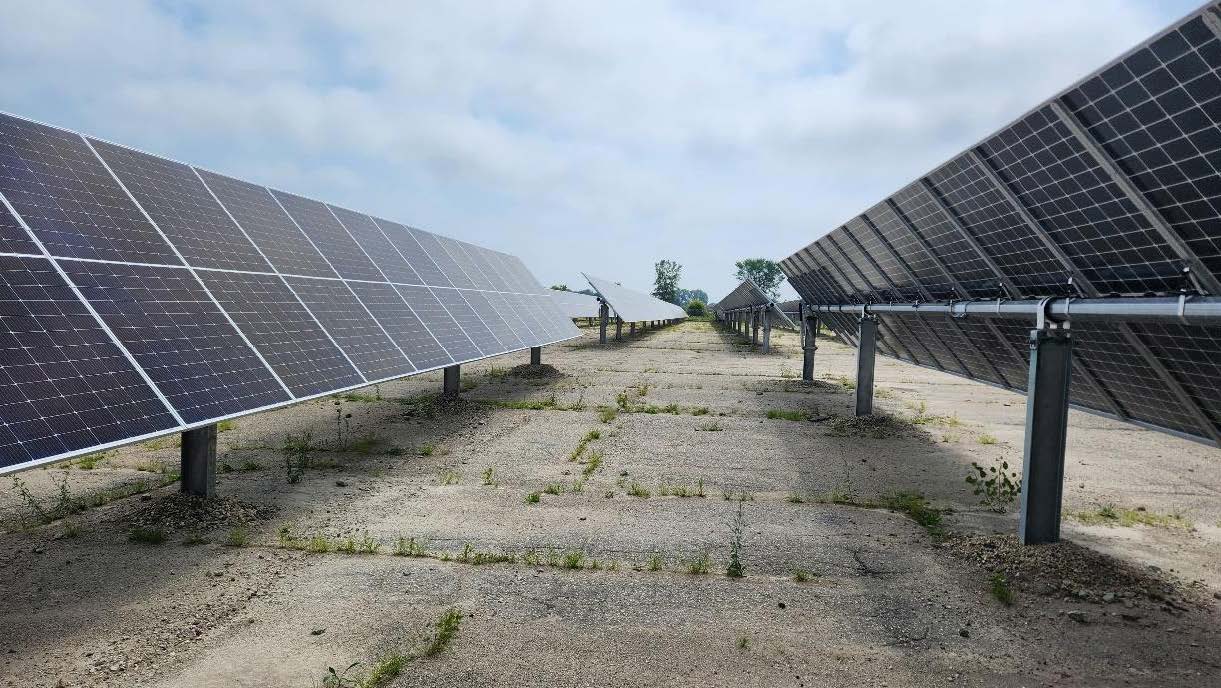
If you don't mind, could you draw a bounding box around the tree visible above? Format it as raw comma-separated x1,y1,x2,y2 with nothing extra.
550,284,569,292
675,288,709,306
652,260,682,304
734,259,785,299
686,299,706,316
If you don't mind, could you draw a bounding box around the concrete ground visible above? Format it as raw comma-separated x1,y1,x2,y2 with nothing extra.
0,320,1218,687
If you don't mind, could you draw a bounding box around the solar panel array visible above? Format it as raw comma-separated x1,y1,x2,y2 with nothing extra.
0,112,580,472
715,279,797,329
582,273,687,323
549,289,602,319
780,5,1221,447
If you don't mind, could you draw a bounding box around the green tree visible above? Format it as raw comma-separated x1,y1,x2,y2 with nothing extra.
686,299,706,316
652,260,682,304
734,259,785,299
550,284,569,292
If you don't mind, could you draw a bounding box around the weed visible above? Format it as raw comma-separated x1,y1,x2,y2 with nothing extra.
786,492,805,504
726,502,747,578
438,470,462,486
627,482,651,498
307,536,333,554
336,536,357,554
481,467,498,486
978,434,999,445
687,551,711,575
691,407,710,416
561,551,586,569
882,492,945,538
598,407,618,423
648,553,664,571
63,521,82,538
793,568,817,583
543,482,565,495
240,459,262,472
282,431,315,484
74,452,107,469
766,409,807,421
1074,504,1191,529
358,532,380,554
737,636,750,650
217,419,237,432
582,451,603,476
695,421,723,431
135,459,171,474
225,527,250,547
524,492,541,504
363,654,408,688
571,479,585,493
990,573,1015,606
394,537,427,557
423,608,462,657
965,459,1021,511
419,443,436,457
129,526,167,545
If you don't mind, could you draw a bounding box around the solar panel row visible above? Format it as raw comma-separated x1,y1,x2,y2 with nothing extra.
581,273,687,323
548,289,601,319
0,112,579,471
715,280,797,329
780,5,1221,447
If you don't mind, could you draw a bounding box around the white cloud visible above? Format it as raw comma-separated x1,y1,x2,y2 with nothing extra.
0,0,1199,299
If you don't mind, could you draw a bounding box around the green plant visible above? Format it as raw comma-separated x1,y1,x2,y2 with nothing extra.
75,452,106,470
225,527,250,547
990,573,1015,606
726,502,746,578
128,526,167,545
736,635,750,650
438,470,462,486
687,551,711,575
786,492,805,504
691,407,710,416
1073,504,1191,529
582,451,603,476
282,431,315,484
307,536,333,553
965,459,1022,511
647,553,664,571
217,419,238,432
543,482,564,495
481,467,498,486
978,434,998,445
766,409,806,421
882,492,944,537
561,551,586,569
394,537,427,557
598,407,618,423
793,568,816,583
524,492,541,504
627,482,651,498
423,608,462,657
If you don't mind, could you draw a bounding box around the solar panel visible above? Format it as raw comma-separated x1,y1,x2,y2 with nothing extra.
549,289,601,318
0,111,580,472
780,5,1221,447
582,273,687,323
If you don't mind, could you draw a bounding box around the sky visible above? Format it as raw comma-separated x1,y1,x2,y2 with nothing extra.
0,0,1204,301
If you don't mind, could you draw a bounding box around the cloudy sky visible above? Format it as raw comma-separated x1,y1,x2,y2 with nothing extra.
0,1,1202,300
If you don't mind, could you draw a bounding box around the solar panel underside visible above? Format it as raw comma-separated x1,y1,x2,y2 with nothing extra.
0,112,580,471
780,5,1221,446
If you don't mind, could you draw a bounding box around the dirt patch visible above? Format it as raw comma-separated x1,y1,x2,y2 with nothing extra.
820,413,928,440
124,493,275,533
941,533,1214,611
506,362,563,379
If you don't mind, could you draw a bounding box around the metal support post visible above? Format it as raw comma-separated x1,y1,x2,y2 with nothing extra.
1019,326,1073,545
598,302,609,345
855,317,877,417
615,317,623,341
530,346,541,365
443,364,461,397
751,309,760,345
801,307,817,382
761,309,772,353
630,322,636,335
181,424,218,497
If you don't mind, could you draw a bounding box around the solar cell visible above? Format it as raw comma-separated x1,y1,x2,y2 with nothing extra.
410,228,476,289
549,289,601,319
196,169,336,278
432,287,501,355
0,114,181,265
90,139,272,273
59,260,290,422
329,206,421,285
0,192,42,255
395,284,480,361
461,243,512,291
493,292,547,344
461,289,524,350
0,256,178,468
373,218,453,287
438,235,494,290
196,269,363,397
347,281,453,370
271,190,383,281
283,276,415,380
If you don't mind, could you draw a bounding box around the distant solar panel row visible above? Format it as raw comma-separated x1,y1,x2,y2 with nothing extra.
0,112,579,471
780,5,1221,447
582,273,687,323
715,280,797,329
